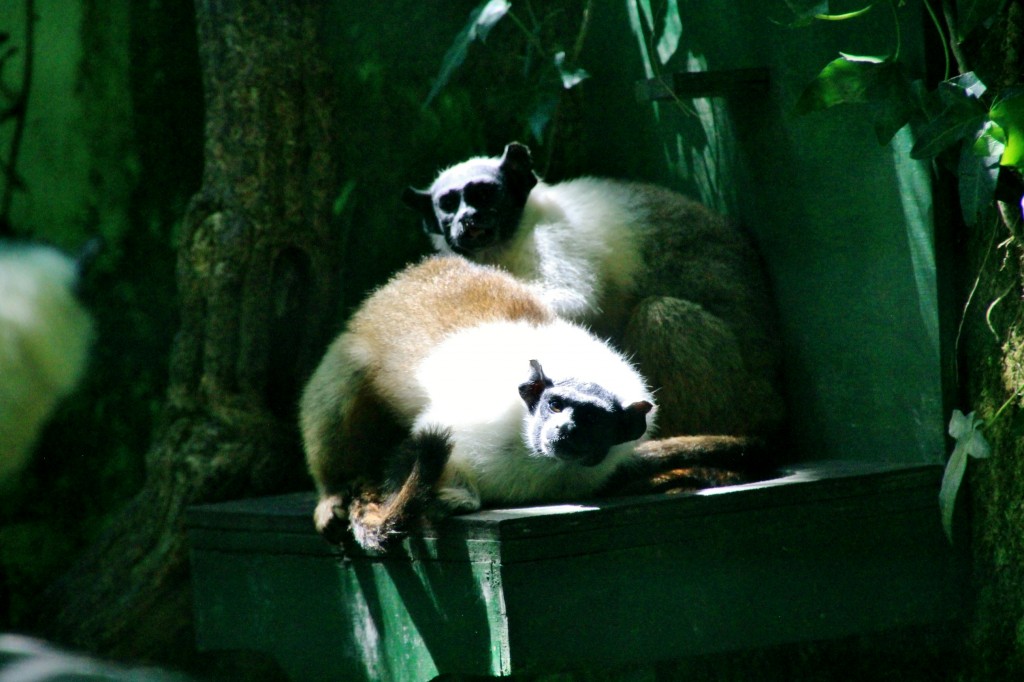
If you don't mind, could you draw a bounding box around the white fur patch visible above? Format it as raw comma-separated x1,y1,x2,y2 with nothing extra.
470,179,648,324
0,243,93,483
413,319,655,506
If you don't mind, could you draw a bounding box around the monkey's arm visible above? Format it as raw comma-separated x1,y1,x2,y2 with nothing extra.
601,435,777,496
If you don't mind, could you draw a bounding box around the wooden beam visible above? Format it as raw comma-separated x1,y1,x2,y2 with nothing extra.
636,68,770,102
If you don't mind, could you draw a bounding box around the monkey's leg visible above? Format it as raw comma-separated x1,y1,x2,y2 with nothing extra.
300,345,411,545
624,296,759,436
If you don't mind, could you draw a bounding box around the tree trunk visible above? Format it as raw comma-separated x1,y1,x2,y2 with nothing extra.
962,2,1024,679
31,0,340,668
963,200,1024,679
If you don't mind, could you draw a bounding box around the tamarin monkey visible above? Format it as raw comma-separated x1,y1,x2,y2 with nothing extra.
0,240,98,487
300,257,757,550
403,143,784,438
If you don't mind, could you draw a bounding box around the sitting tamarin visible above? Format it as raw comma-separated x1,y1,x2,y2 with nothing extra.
300,256,655,549
403,143,784,437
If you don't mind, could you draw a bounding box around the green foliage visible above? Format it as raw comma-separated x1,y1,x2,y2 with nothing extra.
425,0,511,106
910,73,988,159
421,0,592,165
939,409,990,542
787,1,1024,556
789,0,1023,230
781,1,879,27
795,53,916,143
989,88,1024,169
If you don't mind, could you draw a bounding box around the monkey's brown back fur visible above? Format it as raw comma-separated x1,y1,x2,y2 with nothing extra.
300,256,555,500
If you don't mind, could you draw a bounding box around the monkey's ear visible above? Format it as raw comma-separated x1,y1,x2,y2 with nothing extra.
518,359,553,413
402,187,442,235
616,401,653,443
499,142,538,204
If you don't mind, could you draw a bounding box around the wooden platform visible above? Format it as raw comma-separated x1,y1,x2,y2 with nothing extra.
187,460,962,681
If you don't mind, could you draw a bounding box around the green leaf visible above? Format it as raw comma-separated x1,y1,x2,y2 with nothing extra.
910,73,989,159
424,0,512,106
813,4,876,21
778,3,875,27
940,410,991,543
795,54,887,113
527,93,559,142
868,64,917,144
942,72,987,102
554,52,590,90
950,409,992,458
959,123,1003,226
796,54,915,142
971,120,1004,157
911,104,986,159
332,180,358,217
990,88,1024,170
656,0,683,64
782,0,830,26
839,51,884,64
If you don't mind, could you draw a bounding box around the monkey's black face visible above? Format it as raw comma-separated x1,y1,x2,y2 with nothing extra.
431,177,523,255
518,360,653,467
533,391,628,466
403,142,539,256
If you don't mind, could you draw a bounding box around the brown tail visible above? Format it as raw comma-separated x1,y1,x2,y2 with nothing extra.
348,427,453,551
602,435,777,496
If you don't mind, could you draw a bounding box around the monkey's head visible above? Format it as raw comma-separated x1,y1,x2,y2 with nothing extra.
403,142,538,256
518,359,653,467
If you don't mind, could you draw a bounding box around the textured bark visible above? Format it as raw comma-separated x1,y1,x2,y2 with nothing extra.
962,2,1024,679
962,206,1024,680
31,0,340,669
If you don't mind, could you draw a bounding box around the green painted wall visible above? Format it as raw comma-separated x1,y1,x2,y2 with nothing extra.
0,0,135,250
580,1,945,465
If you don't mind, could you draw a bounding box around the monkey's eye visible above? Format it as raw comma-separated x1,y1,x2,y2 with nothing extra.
547,397,564,413
438,191,460,213
465,182,498,208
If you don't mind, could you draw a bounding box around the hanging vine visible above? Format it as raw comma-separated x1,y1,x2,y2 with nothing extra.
0,0,34,236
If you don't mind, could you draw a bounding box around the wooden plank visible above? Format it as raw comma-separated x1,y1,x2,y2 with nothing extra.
190,540,511,679
484,465,957,672
499,502,957,674
187,461,961,680
188,461,944,560
635,68,770,101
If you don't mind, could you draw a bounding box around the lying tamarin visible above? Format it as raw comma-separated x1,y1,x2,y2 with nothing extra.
403,143,784,438
300,256,656,550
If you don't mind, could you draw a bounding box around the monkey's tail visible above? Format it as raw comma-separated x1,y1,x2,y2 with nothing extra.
602,435,778,496
348,426,453,551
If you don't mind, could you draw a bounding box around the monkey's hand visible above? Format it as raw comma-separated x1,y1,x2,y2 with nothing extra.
429,485,481,519
313,493,350,545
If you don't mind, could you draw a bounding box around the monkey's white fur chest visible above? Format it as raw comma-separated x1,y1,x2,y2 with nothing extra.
412,318,654,507
468,180,647,324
